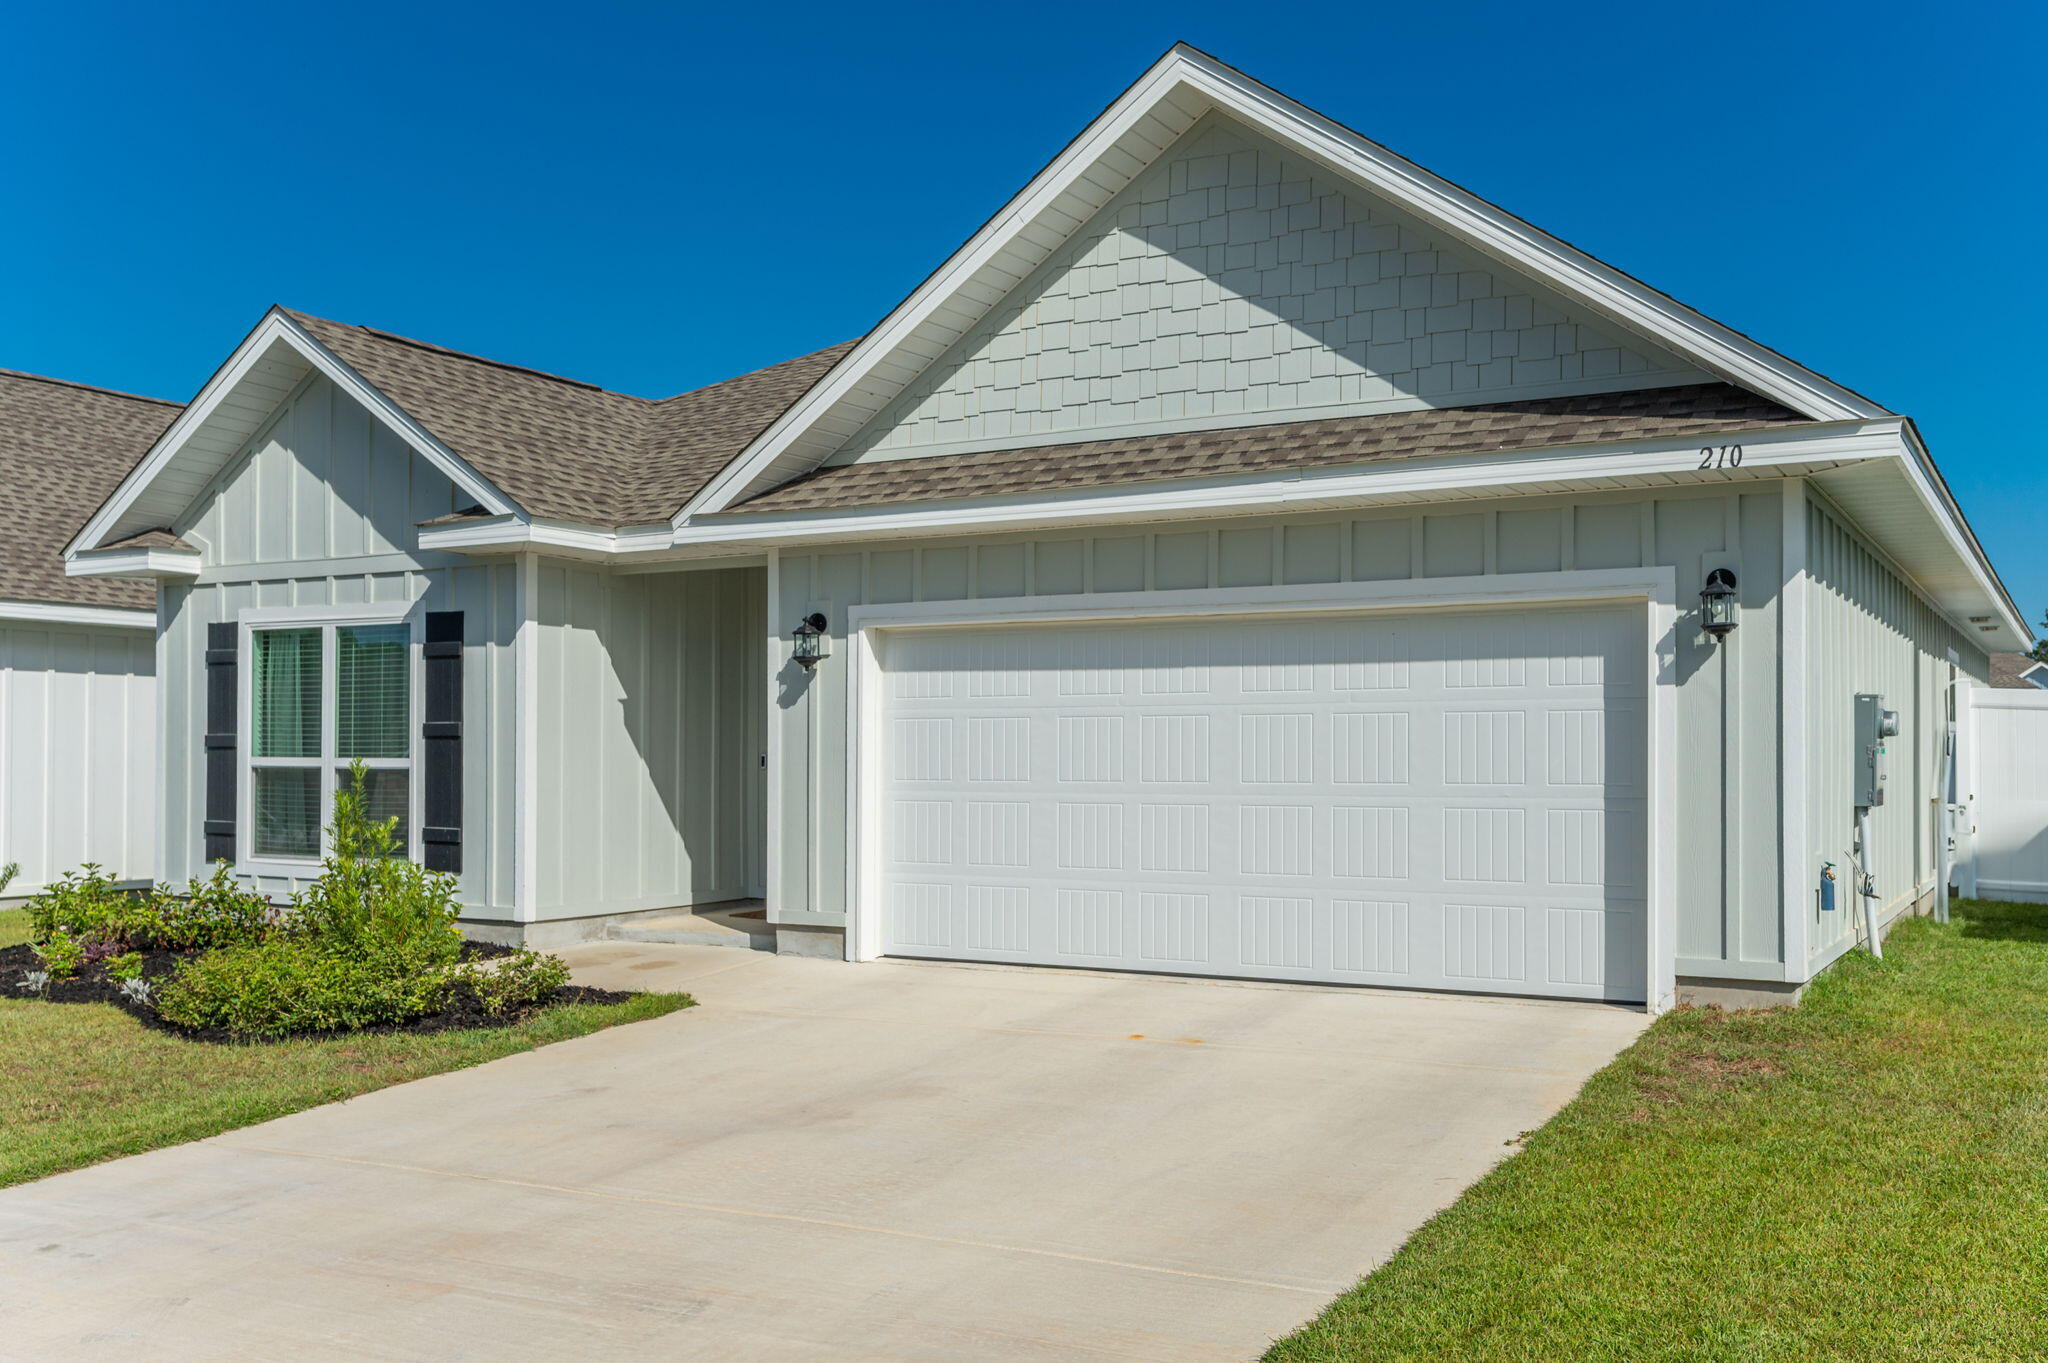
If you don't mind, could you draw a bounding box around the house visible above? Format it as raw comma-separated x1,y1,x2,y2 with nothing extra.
0,370,169,897
64,46,2029,1010
1989,653,2048,689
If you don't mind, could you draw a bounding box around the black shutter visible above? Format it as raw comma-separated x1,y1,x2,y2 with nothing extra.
421,611,463,873
202,621,238,864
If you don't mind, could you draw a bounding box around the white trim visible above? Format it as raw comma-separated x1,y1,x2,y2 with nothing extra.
234,596,425,880
0,600,157,630
764,547,784,923
64,547,202,581
684,45,1881,520
67,309,516,558
1779,477,1812,979
2020,660,2048,690
840,566,1680,1012
416,516,674,558
513,552,540,922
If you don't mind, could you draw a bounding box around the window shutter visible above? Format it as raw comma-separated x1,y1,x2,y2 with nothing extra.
421,611,463,873
203,621,238,864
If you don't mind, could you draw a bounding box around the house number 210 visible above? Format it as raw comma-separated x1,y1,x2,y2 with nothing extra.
1698,445,1744,469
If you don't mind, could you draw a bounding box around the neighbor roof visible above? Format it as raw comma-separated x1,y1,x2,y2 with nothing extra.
0,370,177,610
1989,653,2048,689
285,311,854,527
724,383,1811,515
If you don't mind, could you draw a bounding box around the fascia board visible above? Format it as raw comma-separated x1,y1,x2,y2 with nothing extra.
64,548,201,580
0,600,157,629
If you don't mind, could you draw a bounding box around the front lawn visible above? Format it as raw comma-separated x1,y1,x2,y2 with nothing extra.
0,905,690,1189
1269,899,2048,1361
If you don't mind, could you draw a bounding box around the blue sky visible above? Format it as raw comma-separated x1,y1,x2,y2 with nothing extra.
4,1,2040,633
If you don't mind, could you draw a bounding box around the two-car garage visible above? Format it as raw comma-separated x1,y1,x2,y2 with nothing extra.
869,601,1650,1003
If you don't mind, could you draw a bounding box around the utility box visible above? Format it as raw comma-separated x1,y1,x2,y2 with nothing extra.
1855,693,1901,808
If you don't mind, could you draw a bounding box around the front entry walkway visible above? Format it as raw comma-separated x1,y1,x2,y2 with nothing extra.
0,946,1645,1361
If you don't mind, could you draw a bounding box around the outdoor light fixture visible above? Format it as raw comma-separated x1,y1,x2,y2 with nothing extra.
1700,568,1739,640
792,612,829,669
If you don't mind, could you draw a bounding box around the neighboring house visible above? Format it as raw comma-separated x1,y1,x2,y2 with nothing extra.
1989,653,2048,689
64,46,2029,1010
0,370,170,897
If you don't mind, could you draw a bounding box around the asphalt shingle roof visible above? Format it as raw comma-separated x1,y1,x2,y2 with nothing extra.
724,383,1812,515
285,311,853,527
1989,653,2046,689
0,370,177,611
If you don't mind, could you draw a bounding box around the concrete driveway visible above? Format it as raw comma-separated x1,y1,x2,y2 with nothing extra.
0,945,1645,1361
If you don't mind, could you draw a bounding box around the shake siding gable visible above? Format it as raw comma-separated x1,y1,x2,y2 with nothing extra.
833,114,1702,465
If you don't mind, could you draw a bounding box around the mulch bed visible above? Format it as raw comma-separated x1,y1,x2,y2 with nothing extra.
0,941,635,1045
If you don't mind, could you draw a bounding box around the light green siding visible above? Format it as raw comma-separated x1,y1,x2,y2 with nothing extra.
1801,489,1988,970
159,375,519,914
530,564,766,921
772,484,1788,978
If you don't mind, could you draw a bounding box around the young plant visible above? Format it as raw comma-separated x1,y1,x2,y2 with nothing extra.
0,860,17,895
31,933,84,979
105,951,147,983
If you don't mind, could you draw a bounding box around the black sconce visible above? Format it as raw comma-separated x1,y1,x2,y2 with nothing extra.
792,612,829,669
1700,568,1739,640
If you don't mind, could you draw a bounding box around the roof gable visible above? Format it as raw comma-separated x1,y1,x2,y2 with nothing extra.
684,44,1887,517
830,115,1706,466
71,309,855,552
0,370,175,610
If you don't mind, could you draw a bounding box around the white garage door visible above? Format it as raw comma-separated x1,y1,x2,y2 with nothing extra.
874,604,1647,1002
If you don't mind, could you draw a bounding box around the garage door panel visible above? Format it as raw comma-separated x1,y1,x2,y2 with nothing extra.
877,605,1647,1001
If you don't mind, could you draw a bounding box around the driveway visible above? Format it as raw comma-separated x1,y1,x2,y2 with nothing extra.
0,945,1645,1361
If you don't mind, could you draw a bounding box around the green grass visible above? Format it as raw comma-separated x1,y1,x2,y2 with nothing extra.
1269,899,2048,1362
0,907,692,1189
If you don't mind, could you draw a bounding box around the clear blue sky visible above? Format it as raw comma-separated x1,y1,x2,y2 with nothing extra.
4,1,2040,635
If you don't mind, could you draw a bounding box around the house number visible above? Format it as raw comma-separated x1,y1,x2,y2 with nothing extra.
1698,445,1744,469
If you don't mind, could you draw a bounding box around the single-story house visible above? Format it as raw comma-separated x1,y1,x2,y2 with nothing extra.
63,46,2029,1009
0,369,169,897
1988,653,2048,690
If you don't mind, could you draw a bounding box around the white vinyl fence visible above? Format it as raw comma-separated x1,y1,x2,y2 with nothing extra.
1959,685,2048,904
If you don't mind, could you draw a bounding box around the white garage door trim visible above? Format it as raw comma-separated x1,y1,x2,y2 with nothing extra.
845,566,1679,1013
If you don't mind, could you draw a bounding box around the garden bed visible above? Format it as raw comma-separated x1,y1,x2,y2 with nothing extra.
0,939,631,1044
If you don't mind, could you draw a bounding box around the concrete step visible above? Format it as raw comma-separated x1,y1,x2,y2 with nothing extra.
605,901,773,952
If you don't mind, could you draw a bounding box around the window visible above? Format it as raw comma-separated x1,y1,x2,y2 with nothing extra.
246,611,415,864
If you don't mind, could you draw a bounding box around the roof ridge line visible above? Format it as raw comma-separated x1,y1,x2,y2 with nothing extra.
287,310,648,400
0,368,179,408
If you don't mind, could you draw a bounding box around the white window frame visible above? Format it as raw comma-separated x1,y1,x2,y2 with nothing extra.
237,599,423,879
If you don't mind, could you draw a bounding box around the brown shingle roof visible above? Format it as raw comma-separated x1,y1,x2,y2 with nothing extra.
284,310,852,527
1989,653,2046,689
0,370,177,611
724,383,1812,514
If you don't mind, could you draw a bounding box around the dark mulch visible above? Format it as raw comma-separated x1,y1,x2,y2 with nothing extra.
0,941,634,1046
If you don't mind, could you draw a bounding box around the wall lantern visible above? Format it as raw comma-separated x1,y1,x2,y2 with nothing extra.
792,612,829,669
1700,568,1739,640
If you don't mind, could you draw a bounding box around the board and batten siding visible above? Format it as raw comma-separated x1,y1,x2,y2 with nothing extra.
531,564,765,921
160,373,521,917
772,483,1787,980
1801,489,1988,970
0,623,154,894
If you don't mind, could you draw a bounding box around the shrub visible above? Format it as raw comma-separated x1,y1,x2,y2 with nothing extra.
106,951,146,983
31,932,84,979
26,865,142,945
0,860,17,895
156,934,460,1037
457,948,571,1017
284,762,463,965
155,864,277,951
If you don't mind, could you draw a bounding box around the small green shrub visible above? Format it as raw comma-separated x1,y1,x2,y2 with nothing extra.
458,948,572,1017
156,934,460,1037
26,865,142,945
0,860,17,895
105,951,146,983
285,761,464,964
31,932,84,979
